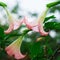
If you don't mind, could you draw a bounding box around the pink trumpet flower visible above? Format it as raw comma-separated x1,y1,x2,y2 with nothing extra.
4,8,48,36
4,8,23,34
5,36,25,59
4,22,14,34
23,8,48,36
4,19,23,34
13,19,23,30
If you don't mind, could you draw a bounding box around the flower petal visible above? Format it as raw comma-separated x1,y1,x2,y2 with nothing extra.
5,47,25,59
38,23,48,36
23,17,33,29
13,19,23,30
32,25,39,32
14,50,25,59
5,36,25,59
4,22,14,34
23,17,38,29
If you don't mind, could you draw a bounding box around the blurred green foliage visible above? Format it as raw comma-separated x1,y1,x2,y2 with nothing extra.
0,1,60,60
0,2,7,8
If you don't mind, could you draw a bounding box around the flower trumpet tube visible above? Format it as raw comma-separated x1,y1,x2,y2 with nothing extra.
37,8,49,36
4,8,23,34
23,8,49,36
4,8,14,34
5,36,25,59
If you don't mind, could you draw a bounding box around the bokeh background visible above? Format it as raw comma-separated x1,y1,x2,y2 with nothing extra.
0,0,60,60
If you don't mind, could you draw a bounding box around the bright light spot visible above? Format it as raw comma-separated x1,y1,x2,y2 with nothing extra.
20,27,28,33
55,10,60,21
49,30,56,38
24,38,32,42
28,31,33,35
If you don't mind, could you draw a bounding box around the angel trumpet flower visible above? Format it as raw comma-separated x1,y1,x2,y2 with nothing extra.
23,8,49,36
5,36,25,59
4,7,49,36
4,8,23,34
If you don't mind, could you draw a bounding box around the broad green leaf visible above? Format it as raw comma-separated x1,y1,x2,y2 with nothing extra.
44,15,56,23
47,1,60,8
44,22,60,31
49,5,60,13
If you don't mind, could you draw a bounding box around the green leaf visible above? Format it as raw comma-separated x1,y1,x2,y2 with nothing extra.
0,2,7,8
44,15,56,23
44,22,60,31
0,27,5,48
47,47,53,56
29,42,44,59
0,27,4,39
49,5,60,13
47,1,60,8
